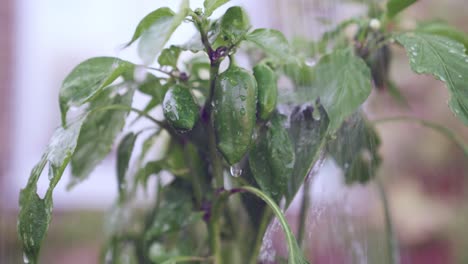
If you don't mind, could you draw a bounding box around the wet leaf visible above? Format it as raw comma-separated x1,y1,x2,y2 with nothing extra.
158,46,182,68
386,0,417,19
18,119,84,263
416,21,468,54
214,6,250,47
204,0,230,17
294,49,372,133
287,104,329,202
249,113,295,202
116,132,138,201
70,85,135,186
327,112,381,184
59,57,134,125
246,28,296,63
131,0,189,64
396,32,468,124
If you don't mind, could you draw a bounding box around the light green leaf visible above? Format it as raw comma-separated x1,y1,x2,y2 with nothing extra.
125,7,175,47
138,0,189,64
416,21,468,53
294,49,372,133
288,104,329,202
327,112,381,184
396,32,468,124
158,46,182,68
18,119,84,264
204,0,230,17
246,28,296,63
213,6,250,48
116,132,138,201
386,0,417,19
70,85,135,186
240,186,309,264
59,57,133,126
249,113,295,202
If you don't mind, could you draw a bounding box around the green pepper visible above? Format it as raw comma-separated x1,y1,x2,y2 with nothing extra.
253,63,278,120
213,65,257,165
163,84,199,131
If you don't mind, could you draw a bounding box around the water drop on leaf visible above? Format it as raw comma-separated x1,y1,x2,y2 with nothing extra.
23,253,29,264
230,164,242,177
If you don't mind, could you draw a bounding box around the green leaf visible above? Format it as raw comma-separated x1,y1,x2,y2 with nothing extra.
158,46,182,68
327,112,381,184
70,85,135,186
204,0,230,17
287,104,329,202
135,0,189,64
145,182,201,240
214,6,250,48
18,119,84,263
416,21,468,54
386,0,417,19
294,49,372,133
249,113,295,202
59,57,133,126
240,186,309,264
246,28,296,63
116,132,138,201
396,32,468,124
138,74,169,101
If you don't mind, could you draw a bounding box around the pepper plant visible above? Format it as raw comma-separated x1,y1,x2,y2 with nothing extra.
18,0,468,263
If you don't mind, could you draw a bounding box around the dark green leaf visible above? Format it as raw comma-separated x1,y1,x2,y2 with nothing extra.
288,104,329,202
213,6,250,48
70,85,135,186
18,119,84,263
249,113,295,202
293,49,372,133
136,0,189,64
145,182,201,240
59,57,133,125
396,32,468,124
204,0,230,17
246,29,296,63
116,133,138,200
416,21,468,53
386,0,417,19
138,74,169,101
327,112,381,184
135,160,164,189
158,46,182,68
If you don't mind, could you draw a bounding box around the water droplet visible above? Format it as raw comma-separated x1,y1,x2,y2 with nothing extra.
344,163,349,169
412,52,418,56
305,58,317,67
23,253,30,263
465,58,468,63
449,49,456,53
458,74,463,78
312,109,321,121
240,95,246,101
230,164,242,177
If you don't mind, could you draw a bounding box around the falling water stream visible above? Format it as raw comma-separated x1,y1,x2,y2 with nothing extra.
256,0,396,263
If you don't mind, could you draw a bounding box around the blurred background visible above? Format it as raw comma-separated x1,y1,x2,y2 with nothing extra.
1,0,467,263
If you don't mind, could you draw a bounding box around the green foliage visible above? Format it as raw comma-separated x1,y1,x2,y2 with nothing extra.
386,0,417,19
59,57,134,125
327,112,381,184
397,32,468,124
18,1,468,264
249,113,295,202
293,49,372,133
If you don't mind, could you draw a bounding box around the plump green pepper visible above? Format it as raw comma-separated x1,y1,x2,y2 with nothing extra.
253,63,278,120
213,65,257,165
163,84,199,131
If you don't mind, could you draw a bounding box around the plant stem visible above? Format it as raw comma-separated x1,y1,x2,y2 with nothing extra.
376,178,399,264
297,179,311,249
209,192,229,264
248,207,273,264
